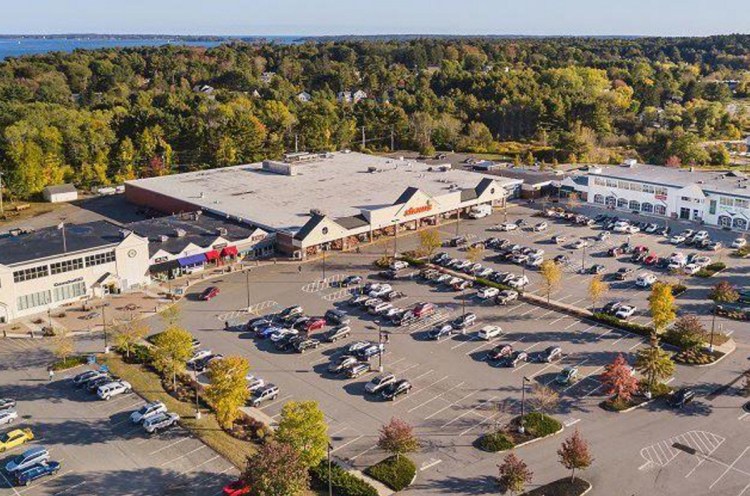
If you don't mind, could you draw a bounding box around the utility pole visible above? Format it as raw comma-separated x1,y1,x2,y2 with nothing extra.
361,126,366,148
581,244,587,272
245,269,251,311
327,442,333,496
378,324,384,373
0,171,4,216
294,134,299,153
390,126,395,151
102,306,109,353
519,376,530,433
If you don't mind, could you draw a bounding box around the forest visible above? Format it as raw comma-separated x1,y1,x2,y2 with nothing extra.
1,35,749,199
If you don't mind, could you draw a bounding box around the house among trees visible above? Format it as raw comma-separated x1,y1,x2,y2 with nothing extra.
337,91,352,103
192,84,215,95
352,90,368,103
297,91,312,103
42,184,78,203
260,72,276,84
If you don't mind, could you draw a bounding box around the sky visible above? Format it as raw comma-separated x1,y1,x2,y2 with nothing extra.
1,0,748,37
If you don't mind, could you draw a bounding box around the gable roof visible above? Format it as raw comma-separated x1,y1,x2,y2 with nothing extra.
294,214,327,241
393,187,421,205
44,184,77,195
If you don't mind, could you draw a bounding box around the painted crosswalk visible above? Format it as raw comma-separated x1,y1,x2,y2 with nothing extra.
639,430,725,471
216,300,279,324
301,274,346,293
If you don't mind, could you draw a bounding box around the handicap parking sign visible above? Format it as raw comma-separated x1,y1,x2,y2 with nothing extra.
99,364,109,373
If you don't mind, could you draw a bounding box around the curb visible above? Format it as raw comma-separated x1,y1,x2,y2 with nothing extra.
497,424,565,453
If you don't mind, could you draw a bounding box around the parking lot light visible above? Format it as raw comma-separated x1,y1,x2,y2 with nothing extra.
519,376,530,434
378,325,384,373
327,442,333,496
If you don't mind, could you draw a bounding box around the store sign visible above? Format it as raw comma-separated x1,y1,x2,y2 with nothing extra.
212,242,227,250
251,233,267,242
405,204,433,216
54,277,83,287
154,256,168,264
655,194,667,201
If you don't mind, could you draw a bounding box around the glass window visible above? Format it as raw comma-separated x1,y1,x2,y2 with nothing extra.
642,184,655,194
52,281,86,302
50,258,84,275
606,179,618,188
654,205,667,215
733,218,748,230
17,290,52,311
719,215,732,227
655,187,668,197
85,251,116,267
709,200,717,215
629,200,641,211
617,198,628,209
735,199,749,209
629,182,642,192
641,202,654,213
13,265,49,283
720,197,734,207
593,194,605,204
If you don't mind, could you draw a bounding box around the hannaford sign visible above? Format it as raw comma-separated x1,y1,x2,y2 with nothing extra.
404,204,433,216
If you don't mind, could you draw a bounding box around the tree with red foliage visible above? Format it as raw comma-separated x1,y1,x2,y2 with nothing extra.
377,417,420,461
497,452,533,496
242,439,309,495
600,353,639,403
558,429,593,482
665,155,682,168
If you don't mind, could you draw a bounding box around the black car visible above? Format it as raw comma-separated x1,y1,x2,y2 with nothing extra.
323,325,351,343
325,309,350,325
668,388,695,408
294,338,321,353
614,267,633,281
631,251,647,263
601,301,623,315
553,255,570,265
501,351,528,368
86,375,113,392
530,346,562,363
340,275,362,287
588,264,606,275
71,370,100,387
486,344,513,362
274,334,302,351
381,379,412,401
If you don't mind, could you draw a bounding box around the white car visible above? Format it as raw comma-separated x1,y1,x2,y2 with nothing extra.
692,231,709,241
614,305,637,319
270,328,298,342
97,380,132,401
497,223,518,232
612,221,630,233
534,222,548,232
478,325,502,340
477,287,500,300
731,238,747,249
391,260,408,271
670,235,686,244
369,284,393,298
635,273,657,288
143,412,180,434
692,256,711,268
187,350,213,365
624,225,640,234
572,239,589,249
245,375,266,393
0,409,18,426
454,260,472,270
436,273,452,284
130,401,167,424
552,235,566,244
682,263,701,275
508,275,529,289
667,261,685,271
475,267,494,278
526,256,544,268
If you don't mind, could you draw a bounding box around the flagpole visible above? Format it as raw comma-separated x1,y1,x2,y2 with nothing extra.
59,222,67,253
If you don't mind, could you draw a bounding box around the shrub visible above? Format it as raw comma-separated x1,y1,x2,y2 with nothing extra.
401,255,427,266
674,349,719,365
696,262,727,278
522,412,562,437
51,355,87,371
365,456,417,491
478,431,515,452
672,284,687,296
119,343,152,364
311,460,379,496
734,246,750,258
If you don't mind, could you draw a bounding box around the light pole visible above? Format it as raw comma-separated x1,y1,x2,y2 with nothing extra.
709,310,716,353
519,376,530,434
194,368,201,420
102,306,109,353
245,269,252,311
392,219,399,259
327,442,333,496
378,325,384,373
0,170,4,217
581,244,587,272
322,246,327,281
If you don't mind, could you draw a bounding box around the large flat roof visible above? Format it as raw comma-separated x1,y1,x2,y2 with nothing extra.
127,152,521,234
591,164,750,198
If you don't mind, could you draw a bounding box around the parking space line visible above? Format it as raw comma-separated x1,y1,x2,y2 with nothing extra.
349,444,377,461
394,375,449,405
17,471,70,494
259,394,293,411
465,335,504,356
331,435,365,453
424,391,476,420
395,362,420,375
709,447,750,489
407,381,466,413
50,481,86,495
449,333,482,350
460,410,504,436
177,454,221,477
160,445,206,466
441,396,498,428
0,470,21,496
410,369,436,382
149,436,191,455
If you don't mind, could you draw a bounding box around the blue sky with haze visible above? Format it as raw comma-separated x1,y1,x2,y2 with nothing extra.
2,0,747,36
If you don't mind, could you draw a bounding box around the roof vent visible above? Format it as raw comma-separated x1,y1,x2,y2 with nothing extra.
174,228,187,238
118,229,131,239
158,235,169,243
367,166,378,173
216,227,228,236
310,208,325,216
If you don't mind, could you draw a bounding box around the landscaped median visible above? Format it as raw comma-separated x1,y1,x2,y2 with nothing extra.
364,456,417,492
476,413,563,453
523,477,592,496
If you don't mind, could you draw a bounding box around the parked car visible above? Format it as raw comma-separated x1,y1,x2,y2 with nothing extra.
476,287,500,300
130,401,167,424
552,235,566,244
199,286,220,301
381,379,412,401
71,370,100,387
643,254,659,265
668,388,696,408
97,380,132,401
223,480,251,496
487,344,513,361
587,264,606,275
732,238,747,249
245,375,266,393
556,367,579,385
0,429,34,454
294,338,321,353
143,412,180,434
451,313,477,330
86,375,113,392
324,309,350,325
323,325,351,343
706,241,723,251
303,318,327,333
508,275,529,289
0,409,18,426
428,324,457,341
670,235,686,245
14,460,61,486
496,290,519,305
250,384,280,407
554,255,570,265
412,302,436,318
614,267,634,281
614,305,637,319
356,344,385,361
531,346,562,363
497,223,518,232
341,275,362,287
478,325,502,340
635,273,657,288
278,305,304,320
365,374,397,394
572,239,589,249
6,446,49,474
501,351,528,368
534,222,548,232
269,328,298,343
346,363,372,379
328,355,360,374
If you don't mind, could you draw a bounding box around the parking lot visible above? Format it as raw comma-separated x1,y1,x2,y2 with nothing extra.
0,340,237,496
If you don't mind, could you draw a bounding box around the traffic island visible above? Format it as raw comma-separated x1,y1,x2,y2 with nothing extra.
476,413,563,452
522,477,592,496
365,455,417,492
600,381,671,413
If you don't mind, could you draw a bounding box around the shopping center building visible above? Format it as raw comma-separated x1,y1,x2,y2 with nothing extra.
125,152,522,258
561,162,750,231
0,221,151,323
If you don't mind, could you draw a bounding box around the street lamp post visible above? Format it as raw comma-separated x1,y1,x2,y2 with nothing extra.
245,269,251,311
102,306,109,353
194,368,201,420
378,325,384,373
327,442,333,496
709,312,716,353
392,219,399,259
519,376,530,434
581,244,587,272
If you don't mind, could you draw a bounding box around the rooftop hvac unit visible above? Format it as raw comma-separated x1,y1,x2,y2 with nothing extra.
367,167,378,173
174,228,187,238
119,229,132,239
158,235,169,243
216,227,228,236
310,208,325,216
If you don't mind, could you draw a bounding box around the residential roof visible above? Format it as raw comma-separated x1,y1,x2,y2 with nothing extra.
126,152,522,235
126,212,260,257
43,184,77,195
0,221,126,266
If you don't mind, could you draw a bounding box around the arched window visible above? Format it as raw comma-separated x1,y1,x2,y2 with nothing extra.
641,202,654,213
593,194,605,205
605,196,616,207
718,215,732,228
617,198,628,209
654,205,667,216
629,200,641,211
732,218,748,230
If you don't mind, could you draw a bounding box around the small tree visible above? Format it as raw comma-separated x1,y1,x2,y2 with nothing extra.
588,275,609,312
276,400,329,469
466,244,485,263
531,383,560,414
54,330,75,364
205,355,250,428
557,429,593,482
497,452,533,496
635,336,675,393
113,319,148,359
709,281,739,304
668,314,707,351
243,440,310,496
377,417,420,461
151,326,194,389
159,305,181,326
649,282,676,335
600,354,639,403
539,260,562,304
418,229,442,257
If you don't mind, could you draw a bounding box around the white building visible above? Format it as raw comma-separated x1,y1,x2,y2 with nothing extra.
42,184,78,203
337,91,352,103
0,222,151,323
563,163,750,231
297,91,312,103
352,90,368,103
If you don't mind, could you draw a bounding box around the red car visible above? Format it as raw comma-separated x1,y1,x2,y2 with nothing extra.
223,480,250,496
304,318,326,333
633,245,649,254
412,302,436,318
644,254,659,265
200,286,220,301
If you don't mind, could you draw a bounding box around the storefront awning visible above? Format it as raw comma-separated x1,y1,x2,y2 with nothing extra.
204,250,220,261
177,253,207,267
221,246,238,257
149,260,180,274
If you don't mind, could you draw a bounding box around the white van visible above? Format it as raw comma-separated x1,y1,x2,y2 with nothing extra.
468,204,492,219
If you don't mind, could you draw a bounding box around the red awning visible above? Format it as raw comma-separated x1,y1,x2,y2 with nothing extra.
204,250,220,261
221,246,238,257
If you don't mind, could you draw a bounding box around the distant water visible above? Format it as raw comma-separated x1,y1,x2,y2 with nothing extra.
0,36,300,60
